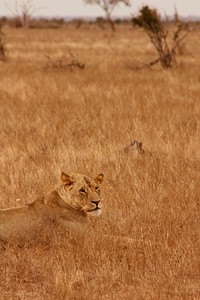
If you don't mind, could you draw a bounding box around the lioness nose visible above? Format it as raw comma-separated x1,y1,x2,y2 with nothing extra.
91,200,100,207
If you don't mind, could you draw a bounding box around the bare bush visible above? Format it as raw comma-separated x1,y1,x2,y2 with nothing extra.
46,46,85,71
173,7,187,55
132,5,189,68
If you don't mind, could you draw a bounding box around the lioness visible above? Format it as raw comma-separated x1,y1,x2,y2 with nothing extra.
0,172,103,243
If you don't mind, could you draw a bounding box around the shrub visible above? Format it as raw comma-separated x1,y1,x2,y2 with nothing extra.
132,5,189,68
0,25,6,62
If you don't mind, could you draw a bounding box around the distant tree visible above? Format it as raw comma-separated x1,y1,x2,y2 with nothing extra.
6,0,43,28
132,5,189,68
84,0,131,31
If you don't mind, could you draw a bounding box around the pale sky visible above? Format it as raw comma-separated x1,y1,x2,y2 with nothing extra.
1,0,200,18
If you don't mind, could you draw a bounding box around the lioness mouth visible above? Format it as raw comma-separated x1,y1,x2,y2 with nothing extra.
92,207,101,211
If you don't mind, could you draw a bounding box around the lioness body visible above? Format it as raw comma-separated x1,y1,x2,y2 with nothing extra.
0,173,103,243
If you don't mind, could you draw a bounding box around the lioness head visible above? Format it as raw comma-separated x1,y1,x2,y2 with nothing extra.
58,172,104,217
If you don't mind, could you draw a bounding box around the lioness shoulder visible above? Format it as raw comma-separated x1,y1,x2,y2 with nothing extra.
0,172,104,243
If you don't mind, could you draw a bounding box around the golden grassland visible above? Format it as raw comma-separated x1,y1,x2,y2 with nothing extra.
0,24,200,299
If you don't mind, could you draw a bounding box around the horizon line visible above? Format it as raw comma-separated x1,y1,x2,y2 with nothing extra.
0,14,200,20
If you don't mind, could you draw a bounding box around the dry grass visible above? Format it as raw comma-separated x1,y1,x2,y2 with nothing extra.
0,24,200,299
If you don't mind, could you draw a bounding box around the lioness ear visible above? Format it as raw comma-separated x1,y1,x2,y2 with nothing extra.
61,172,73,186
94,174,104,184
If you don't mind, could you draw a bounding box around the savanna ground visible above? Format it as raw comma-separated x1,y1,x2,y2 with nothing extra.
0,22,200,299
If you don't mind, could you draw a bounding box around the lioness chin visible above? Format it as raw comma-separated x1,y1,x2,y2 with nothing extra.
0,172,103,243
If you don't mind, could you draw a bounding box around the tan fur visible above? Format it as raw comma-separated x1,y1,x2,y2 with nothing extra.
0,172,103,243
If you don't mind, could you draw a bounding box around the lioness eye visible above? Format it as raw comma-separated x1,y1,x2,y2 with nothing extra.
79,188,86,194
95,186,100,192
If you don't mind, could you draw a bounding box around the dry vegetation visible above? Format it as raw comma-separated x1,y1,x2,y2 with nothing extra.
0,23,200,299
